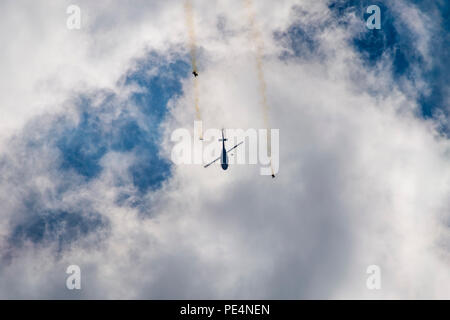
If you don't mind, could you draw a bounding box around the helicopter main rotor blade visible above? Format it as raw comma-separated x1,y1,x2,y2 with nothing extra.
203,156,221,168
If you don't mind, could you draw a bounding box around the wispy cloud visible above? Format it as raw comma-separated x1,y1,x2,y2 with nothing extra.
0,0,448,299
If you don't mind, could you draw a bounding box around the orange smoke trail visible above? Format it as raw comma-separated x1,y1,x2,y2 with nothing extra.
244,0,274,176
185,0,198,75
185,0,202,138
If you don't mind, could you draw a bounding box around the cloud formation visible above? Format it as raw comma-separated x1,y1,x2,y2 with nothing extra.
0,0,449,299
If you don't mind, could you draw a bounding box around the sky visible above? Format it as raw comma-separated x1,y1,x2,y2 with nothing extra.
0,0,449,299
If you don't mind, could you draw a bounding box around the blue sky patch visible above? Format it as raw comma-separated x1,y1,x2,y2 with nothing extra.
9,209,108,253
125,56,190,123
55,53,189,190
3,52,190,252
328,0,450,122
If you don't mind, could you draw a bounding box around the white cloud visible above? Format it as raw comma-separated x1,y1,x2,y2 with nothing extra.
0,0,448,299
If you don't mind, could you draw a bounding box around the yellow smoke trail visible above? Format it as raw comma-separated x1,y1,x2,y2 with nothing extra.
185,0,202,139
244,0,275,177
185,0,198,76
